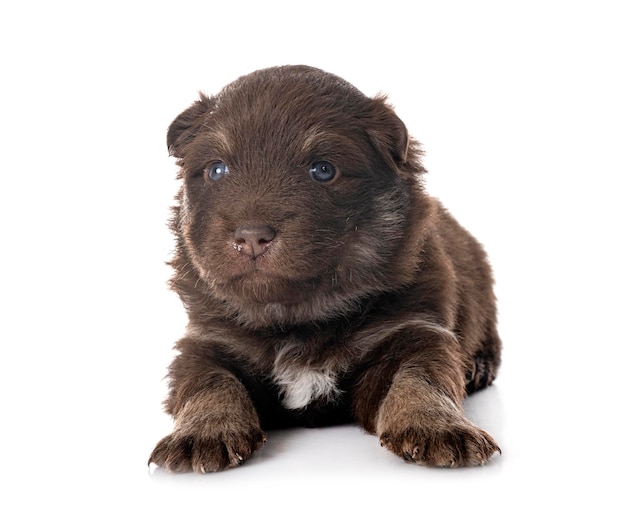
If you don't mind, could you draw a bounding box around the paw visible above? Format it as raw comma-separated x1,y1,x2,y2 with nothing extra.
379,421,500,467
465,352,499,393
149,427,266,473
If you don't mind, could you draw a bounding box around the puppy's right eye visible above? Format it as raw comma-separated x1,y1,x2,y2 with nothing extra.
203,161,229,181
309,161,337,183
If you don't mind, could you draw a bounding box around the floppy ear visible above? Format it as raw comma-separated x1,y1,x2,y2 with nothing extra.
167,93,215,158
365,96,411,167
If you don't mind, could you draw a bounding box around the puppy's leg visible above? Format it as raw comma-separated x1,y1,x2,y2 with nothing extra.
354,329,500,467
465,323,501,394
149,341,266,473
376,368,500,467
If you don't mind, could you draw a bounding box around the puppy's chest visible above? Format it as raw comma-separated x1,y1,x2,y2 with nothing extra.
271,339,346,410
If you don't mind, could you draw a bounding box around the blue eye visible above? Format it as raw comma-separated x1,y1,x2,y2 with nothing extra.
204,161,229,181
309,161,336,183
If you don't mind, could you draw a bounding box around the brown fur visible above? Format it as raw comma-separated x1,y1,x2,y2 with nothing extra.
148,65,501,472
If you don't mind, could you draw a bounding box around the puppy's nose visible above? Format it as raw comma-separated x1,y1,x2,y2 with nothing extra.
233,224,276,258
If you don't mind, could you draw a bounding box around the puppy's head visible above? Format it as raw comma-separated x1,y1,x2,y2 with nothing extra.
168,65,432,327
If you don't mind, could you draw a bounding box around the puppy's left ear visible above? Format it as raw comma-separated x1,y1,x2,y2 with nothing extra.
167,93,215,158
365,96,411,167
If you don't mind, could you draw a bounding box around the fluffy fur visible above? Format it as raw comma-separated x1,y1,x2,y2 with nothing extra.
149,65,502,472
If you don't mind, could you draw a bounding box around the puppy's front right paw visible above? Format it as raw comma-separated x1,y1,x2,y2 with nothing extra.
379,420,500,468
149,426,266,473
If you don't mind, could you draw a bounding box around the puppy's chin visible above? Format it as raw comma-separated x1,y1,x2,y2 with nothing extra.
208,272,369,327
216,273,316,306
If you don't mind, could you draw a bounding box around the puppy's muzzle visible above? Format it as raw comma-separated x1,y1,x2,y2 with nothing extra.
233,224,276,258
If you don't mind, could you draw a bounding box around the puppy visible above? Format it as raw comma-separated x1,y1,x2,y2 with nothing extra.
149,65,501,472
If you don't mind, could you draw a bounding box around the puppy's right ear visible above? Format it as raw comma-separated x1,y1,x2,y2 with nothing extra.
166,93,215,158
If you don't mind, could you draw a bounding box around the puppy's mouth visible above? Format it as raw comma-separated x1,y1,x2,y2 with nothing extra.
196,228,341,306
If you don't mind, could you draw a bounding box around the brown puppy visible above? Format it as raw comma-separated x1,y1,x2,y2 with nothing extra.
149,65,501,472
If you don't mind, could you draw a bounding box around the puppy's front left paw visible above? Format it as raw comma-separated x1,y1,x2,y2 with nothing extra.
149,426,266,473
379,421,500,468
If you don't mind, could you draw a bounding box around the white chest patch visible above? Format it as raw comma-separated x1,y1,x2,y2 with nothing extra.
272,364,341,410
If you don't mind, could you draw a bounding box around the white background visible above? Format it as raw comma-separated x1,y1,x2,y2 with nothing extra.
1,1,624,517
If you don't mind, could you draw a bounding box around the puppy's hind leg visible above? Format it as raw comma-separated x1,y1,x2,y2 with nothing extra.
465,327,502,394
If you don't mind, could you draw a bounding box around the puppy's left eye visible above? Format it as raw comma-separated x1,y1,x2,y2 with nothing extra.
204,161,229,181
309,161,337,183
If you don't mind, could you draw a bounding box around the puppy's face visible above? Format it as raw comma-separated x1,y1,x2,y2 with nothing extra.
168,66,428,325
